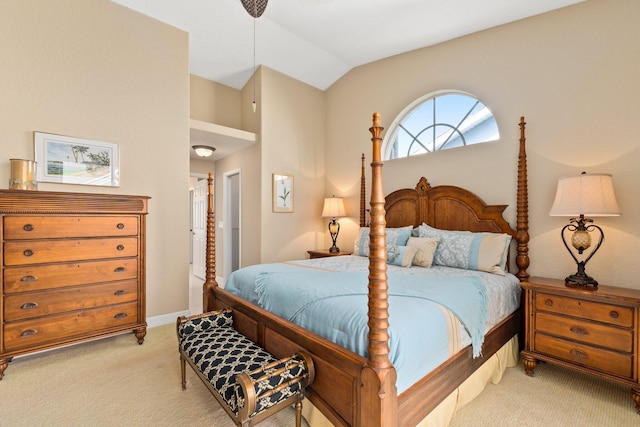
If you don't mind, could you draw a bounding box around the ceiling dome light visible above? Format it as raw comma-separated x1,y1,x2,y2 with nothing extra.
193,145,216,158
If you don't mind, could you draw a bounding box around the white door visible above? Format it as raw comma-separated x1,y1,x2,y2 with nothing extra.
192,178,208,280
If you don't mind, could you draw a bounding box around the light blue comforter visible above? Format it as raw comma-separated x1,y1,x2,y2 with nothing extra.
224,264,490,393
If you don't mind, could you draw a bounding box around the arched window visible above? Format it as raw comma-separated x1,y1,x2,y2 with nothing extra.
384,91,499,160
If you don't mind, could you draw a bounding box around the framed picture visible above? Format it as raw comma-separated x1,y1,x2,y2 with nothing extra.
272,173,293,213
35,132,119,187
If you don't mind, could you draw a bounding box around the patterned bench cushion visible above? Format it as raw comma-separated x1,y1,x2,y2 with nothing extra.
180,326,276,414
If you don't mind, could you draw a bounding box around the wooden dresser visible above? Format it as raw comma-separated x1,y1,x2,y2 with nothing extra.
0,190,149,379
521,277,640,412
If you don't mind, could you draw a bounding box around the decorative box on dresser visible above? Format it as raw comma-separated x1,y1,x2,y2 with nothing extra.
521,277,640,412
0,190,149,379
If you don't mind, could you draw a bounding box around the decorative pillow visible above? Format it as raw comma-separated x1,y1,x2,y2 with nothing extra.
416,223,511,275
386,245,418,267
353,226,412,257
406,237,440,268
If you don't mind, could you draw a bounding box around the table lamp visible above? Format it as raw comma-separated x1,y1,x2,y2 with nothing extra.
549,172,620,287
321,196,346,253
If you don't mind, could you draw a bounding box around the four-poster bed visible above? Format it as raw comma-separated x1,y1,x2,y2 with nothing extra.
201,114,530,426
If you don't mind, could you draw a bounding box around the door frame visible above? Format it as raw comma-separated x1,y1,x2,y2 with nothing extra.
223,169,241,281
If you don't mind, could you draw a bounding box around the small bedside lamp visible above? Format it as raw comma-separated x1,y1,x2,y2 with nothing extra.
321,196,346,253
549,172,620,287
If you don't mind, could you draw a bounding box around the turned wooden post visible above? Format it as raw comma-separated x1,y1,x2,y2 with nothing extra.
516,116,530,281
361,112,398,427
203,172,218,312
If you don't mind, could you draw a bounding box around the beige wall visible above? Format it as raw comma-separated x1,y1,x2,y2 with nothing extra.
190,75,242,129
260,67,326,262
0,0,191,318
325,0,640,289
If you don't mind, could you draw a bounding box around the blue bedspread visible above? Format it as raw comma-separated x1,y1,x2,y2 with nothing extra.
225,264,490,393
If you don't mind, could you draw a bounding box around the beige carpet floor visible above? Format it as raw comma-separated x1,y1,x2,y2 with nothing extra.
0,323,637,426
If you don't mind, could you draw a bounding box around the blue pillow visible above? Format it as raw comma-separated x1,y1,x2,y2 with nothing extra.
386,245,418,267
353,226,412,257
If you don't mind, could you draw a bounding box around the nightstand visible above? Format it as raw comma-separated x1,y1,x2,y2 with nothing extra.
521,277,640,412
307,249,353,259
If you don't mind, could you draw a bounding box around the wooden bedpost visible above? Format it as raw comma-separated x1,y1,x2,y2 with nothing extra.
361,113,398,427
360,153,367,227
203,172,218,312
515,117,530,281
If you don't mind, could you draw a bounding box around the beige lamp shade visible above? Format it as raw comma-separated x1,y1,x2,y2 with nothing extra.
549,173,620,217
321,197,346,218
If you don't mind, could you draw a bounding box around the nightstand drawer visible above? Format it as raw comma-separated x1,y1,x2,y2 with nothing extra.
534,292,633,328
534,333,633,379
535,311,633,353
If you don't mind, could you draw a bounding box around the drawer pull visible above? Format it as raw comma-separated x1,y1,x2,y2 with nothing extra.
20,275,37,282
117,223,125,229
114,312,128,319
610,311,619,319
114,267,127,273
117,244,125,251
544,299,553,307
570,349,588,360
21,329,38,337
23,224,34,232
114,290,126,296
570,325,589,336
20,302,39,310
23,249,34,257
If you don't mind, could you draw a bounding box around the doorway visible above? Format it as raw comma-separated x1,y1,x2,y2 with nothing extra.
224,169,241,277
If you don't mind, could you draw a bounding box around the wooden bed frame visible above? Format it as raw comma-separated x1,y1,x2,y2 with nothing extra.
202,114,530,426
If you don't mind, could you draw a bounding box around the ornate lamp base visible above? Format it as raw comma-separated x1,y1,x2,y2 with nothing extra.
565,272,598,288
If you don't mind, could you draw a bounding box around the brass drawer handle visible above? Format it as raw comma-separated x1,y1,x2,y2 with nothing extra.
114,312,128,319
20,275,37,282
23,224,34,232
570,349,588,360
114,290,126,296
23,249,34,257
114,267,127,273
117,223,125,229
570,325,589,336
21,329,38,337
20,302,39,310
545,299,553,307
117,244,125,251
610,311,619,319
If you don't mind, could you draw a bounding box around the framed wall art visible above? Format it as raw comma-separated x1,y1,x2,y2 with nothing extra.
35,132,120,187
272,173,293,213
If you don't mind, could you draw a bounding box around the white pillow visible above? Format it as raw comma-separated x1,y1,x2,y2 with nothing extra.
406,237,439,268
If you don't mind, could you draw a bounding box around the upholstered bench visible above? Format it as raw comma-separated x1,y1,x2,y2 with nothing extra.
176,308,315,427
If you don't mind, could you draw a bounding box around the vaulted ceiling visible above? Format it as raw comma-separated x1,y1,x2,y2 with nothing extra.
112,0,584,91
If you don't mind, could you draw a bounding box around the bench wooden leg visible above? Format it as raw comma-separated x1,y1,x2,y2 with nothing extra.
295,400,302,427
180,354,186,390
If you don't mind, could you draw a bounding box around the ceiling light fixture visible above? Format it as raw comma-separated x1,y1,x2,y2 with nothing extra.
193,145,216,158
240,0,269,113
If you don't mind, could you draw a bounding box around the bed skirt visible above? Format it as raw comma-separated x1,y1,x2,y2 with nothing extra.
301,335,519,426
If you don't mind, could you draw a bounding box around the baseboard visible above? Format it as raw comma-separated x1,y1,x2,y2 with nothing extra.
148,310,191,328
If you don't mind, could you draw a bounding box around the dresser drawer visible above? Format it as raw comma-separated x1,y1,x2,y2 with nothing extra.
535,311,633,353
3,216,138,239
3,259,138,293
534,332,633,379
3,237,138,266
3,302,139,352
534,292,633,328
4,280,138,321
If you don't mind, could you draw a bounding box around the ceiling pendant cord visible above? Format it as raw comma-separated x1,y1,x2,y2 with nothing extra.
252,14,256,113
